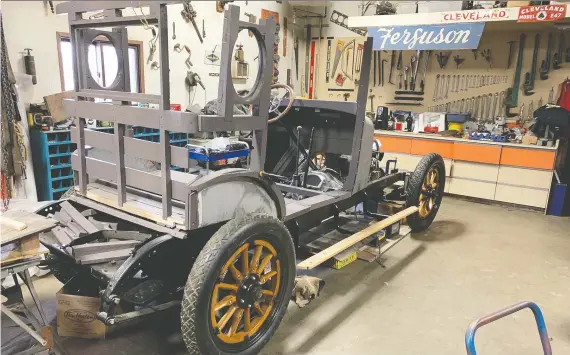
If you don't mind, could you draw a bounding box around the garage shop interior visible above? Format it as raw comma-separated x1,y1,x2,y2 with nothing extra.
1,1,570,354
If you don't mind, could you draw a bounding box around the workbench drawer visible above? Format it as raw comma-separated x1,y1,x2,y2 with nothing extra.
494,185,549,209
497,166,553,190
448,177,496,200
451,161,499,183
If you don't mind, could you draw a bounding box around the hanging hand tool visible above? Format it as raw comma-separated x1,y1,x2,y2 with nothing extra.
553,31,564,70
394,96,424,101
172,22,176,40
396,50,403,70
398,72,403,90
505,33,526,117
506,40,516,69
539,32,553,80
184,45,193,68
481,49,492,69
486,94,493,121
410,50,421,91
523,33,540,96
23,48,37,85
326,39,333,82
491,93,499,120
548,87,554,104
377,51,382,86
388,50,396,84
351,44,356,78
453,55,465,69
381,59,387,87
373,49,377,87
439,74,446,100
343,93,350,101
304,25,311,95
355,44,363,73
450,75,457,93
518,103,525,124
527,100,534,122
202,19,206,38
294,37,299,80
444,74,451,99
436,51,451,69
538,97,543,107
403,65,410,90
181,1,203,43
368,93,375,112
433,74,440,101
419,50,430,93
472,49,478,60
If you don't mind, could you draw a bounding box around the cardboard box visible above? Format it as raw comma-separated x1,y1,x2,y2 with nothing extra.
522,135,538,145
56,282,106,339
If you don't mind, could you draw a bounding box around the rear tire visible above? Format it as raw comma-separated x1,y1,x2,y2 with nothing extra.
180,214,295,355
405,153,446,232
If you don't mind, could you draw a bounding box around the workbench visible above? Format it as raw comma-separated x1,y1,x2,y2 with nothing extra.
375,130,560,211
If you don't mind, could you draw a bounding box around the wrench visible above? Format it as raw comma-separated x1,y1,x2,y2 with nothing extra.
473,96,480,118
460,98,465,113
486,94,493,121
445,75,451,99
438,74,445,100
433,74,440,101
490,93,496,120
404,65,410,90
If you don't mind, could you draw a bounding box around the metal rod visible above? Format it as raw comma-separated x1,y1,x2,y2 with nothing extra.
302,127,315,188
465,301,552,355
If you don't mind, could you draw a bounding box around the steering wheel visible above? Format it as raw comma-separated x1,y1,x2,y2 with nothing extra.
268,83,295,124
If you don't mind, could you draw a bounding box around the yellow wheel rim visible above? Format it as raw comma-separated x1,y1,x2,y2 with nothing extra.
418,167,439,218
210,240,281,344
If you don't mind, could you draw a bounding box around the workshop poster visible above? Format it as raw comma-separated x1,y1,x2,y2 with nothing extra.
261,9,279,23
517,4,567,23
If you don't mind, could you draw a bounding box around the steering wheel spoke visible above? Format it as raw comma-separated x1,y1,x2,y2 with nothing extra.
268,84,295,124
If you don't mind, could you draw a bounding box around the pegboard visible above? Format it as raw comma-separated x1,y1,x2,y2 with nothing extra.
301,27,569,122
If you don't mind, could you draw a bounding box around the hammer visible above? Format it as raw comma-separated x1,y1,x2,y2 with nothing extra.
343,93,350,101
368,93,375,112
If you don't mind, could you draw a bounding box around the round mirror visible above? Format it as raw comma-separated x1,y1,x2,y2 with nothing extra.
87,36,118,88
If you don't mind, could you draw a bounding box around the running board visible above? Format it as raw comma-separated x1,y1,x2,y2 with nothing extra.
296,206,418,270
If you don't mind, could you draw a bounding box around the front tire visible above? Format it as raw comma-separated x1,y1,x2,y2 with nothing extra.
405,153,446,232
181,214,295,355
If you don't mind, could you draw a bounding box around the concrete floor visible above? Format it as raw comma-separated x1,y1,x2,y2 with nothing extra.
5,197,570,355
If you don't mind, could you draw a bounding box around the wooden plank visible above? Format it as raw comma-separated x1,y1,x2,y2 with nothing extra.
43,91,74,123
0,211,57,245
60,201,99,234
411,139,453,159
453,143,502,164
0,216,27,231
79,186,184,227
296,206,418,270
374,136,412,154
500,147,555,170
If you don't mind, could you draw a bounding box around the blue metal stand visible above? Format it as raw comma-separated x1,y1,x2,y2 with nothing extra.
465,301,552,355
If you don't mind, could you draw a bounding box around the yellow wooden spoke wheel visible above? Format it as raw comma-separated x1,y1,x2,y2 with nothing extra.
181,214,295,355
405,153,446,232
211,240,281,344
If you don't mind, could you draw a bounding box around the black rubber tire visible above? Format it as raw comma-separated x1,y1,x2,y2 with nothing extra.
180,214,296,355
405,153,446,232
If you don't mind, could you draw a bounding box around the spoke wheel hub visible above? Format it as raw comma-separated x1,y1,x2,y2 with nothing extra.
237,274,263,308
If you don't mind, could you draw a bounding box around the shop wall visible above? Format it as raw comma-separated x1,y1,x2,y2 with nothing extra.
2,1,297,108
299,17,568,120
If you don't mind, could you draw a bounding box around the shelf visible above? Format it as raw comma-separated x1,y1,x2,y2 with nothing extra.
50,164,72,170
48,152,72,158
51,175,74,182
134,132,160,138
47,140,72,146
348,6,570,30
